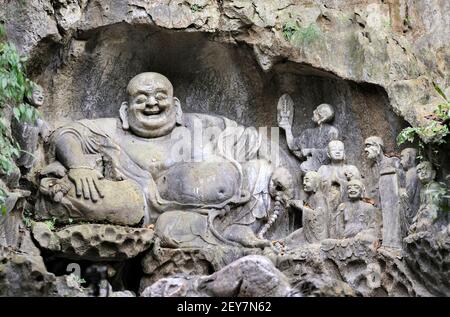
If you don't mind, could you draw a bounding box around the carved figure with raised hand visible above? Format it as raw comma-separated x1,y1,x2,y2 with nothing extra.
277,94,339,172
399,148,421,234
335,179,380,241
364,136,402,251
410,161,443,233
11,84,51,169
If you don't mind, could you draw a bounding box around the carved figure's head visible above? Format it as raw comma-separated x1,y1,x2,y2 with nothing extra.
120,72,182,138
327,140,345,162
417,161,436,184
269,167,294,203
400,148,417,171
303,171,321,193
312,103,334,125
347,179,364,200
30,84,44,107
364,136,384,160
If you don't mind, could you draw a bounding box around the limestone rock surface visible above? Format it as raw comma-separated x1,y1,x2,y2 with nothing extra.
32,223,154,261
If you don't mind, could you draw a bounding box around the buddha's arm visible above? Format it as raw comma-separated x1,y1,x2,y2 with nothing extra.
54,133,104,202
283,125,296,150
55,134,90,169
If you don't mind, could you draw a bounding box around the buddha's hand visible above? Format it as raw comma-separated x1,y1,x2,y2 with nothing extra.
68,168,104,202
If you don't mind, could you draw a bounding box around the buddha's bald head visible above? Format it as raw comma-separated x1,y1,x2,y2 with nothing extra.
121,72,181,138
126,72,173,98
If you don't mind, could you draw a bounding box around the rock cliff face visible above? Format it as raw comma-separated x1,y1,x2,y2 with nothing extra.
1,0,448,166
0,0,448,297
2,0,448,125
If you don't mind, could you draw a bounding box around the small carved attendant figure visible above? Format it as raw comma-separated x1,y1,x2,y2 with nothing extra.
284,171,329,246
277,94,339,173
11,84,51,169
335,179,380,240
399,148,421,234
410,161,442,233
317,141,361,237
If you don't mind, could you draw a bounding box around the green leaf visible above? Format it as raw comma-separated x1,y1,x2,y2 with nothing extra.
26,106,33,122
397,127,416,145
12,106,20,121
433,82,448,102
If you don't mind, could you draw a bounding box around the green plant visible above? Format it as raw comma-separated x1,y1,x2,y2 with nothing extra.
72,274,86,286
12,103,39,123
397,84,450,163
430,176,450,212
403,16,411,26
282,21,323,47
397,85,450,211
0,187,6,216
22,207,33,227
0,23,38,213
190,4,203,12
293,24,322,46
23,215,32,228
282,21,299,41
44,217,56,231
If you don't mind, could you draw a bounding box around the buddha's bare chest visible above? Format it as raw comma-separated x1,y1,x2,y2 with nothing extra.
119,134,178,175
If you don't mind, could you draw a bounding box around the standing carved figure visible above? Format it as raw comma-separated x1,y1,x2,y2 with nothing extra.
399,148,421,235
364,136,402,251
11,84,51,169
277,94,339,173
317,140,361,238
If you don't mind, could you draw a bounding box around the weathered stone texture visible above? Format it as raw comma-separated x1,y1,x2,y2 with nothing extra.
1,0,447,132
32,223,154,261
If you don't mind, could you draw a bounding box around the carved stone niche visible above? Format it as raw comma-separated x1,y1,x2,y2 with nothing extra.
1,21,423,298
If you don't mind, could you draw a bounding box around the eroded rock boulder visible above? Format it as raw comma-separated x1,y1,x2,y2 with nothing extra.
404,226,450,296
32,223,154,261
141,255,299,297
0,246,55,296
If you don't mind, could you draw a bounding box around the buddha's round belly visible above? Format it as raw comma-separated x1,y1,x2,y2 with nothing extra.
156,161,240,205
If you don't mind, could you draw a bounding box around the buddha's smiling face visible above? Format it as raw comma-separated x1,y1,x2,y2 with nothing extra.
126,73,178,138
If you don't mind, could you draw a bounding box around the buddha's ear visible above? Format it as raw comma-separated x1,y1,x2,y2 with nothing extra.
119,102,129,130
173,97,183,125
